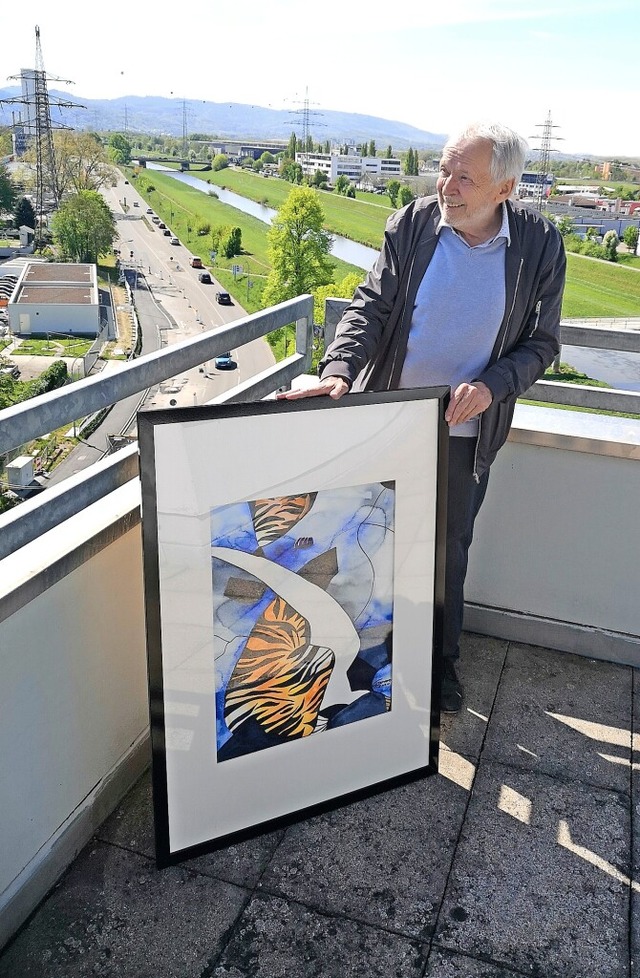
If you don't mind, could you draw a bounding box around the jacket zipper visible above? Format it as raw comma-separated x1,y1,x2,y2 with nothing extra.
472,257,524,481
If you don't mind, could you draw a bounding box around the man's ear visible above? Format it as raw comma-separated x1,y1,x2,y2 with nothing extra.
498,177,516,201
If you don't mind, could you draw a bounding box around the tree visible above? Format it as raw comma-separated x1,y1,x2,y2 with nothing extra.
623,225,639,252
49,131,117,194
0,127,13,157
554,215,574,237
602,230,619,262
287,132,298,159
281,161,303,184
50,190,117,263
310,169,328,188
212,153,229,171
387,180,401,207
403,147,419,176
262,186,334,306
369,140,376,158
108,133,132,165
398,186,414,207
334,175,350,195
312,272,362,325
14,196,36,230
386,145,393,159
0,163,16,213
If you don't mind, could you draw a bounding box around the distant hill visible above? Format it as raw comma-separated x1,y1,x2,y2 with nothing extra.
0,87,447,151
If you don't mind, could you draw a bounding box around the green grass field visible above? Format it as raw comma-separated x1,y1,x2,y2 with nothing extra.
562,252,640,318
13,337,94,356
127,167,640,321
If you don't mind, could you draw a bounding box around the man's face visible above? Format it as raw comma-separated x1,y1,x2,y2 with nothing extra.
437,137,513,244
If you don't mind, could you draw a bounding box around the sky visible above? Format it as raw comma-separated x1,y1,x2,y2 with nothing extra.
3,0,639,158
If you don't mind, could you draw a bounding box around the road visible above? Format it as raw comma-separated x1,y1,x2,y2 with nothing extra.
44,176,276,485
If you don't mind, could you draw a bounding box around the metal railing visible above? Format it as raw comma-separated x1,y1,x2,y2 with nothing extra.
0,295,314,558
2,296,639,560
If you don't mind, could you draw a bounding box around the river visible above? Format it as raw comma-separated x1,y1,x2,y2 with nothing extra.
147,164,379,271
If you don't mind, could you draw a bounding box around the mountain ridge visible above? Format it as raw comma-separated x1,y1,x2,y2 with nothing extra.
0,87,447,151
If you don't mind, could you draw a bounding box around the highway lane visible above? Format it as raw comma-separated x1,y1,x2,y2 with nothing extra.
44,179,277,485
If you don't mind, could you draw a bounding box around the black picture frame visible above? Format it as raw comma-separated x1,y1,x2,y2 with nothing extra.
138,387,449,867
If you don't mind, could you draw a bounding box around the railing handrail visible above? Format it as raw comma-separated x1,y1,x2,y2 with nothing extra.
0,295,314,456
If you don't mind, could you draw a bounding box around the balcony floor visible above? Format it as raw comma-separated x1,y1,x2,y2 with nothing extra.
1,632,638,978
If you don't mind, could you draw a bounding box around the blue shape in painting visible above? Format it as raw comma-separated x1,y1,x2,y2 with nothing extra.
211,483,395,759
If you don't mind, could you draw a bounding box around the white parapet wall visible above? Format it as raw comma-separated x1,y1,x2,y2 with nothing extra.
466,404,640,663
0,482,149,949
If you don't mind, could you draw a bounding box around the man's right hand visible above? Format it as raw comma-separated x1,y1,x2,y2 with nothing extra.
276,377,350,400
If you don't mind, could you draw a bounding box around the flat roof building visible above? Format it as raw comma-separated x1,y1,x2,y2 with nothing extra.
7,262,102,337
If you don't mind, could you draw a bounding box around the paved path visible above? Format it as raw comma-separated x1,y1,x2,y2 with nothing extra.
1,631,637,977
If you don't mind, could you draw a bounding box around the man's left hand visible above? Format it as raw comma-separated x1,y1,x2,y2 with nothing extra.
445,381,493,426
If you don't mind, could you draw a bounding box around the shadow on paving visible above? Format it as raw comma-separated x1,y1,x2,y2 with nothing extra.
0,632,636,978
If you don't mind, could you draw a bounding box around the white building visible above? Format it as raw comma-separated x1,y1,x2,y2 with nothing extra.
296,151,401,185
516,171,554,198
7,262,102,337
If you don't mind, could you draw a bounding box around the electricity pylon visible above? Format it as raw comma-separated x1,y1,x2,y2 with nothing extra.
2,25,83,246
529,110,563,213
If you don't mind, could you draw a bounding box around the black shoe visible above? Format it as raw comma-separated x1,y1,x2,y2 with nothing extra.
440,660,464,714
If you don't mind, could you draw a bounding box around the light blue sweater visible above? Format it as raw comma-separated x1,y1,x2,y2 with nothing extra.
399,223,508,437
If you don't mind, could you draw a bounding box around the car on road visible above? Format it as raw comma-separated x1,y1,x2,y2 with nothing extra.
133,201,139,207
216,291,232,305
170,237,180,245
158,222,166,229
198,272,212,284
151,216,160,224
214,352,235,369
163,228,172,236
189,256,203,268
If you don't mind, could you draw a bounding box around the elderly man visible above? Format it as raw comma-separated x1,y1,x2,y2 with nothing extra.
279,122,566,713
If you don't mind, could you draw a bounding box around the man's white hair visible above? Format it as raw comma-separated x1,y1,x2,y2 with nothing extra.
444,122,528,185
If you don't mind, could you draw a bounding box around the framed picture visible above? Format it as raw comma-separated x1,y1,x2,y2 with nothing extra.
138,387,448,867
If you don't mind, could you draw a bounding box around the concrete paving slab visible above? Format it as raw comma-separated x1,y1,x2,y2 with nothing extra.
211,891,428,978
258,771,469,940
97,770,286,888
435,760,630,978
425,946,526,976
440,633,508,761
481,642,632,792
0,842,248,978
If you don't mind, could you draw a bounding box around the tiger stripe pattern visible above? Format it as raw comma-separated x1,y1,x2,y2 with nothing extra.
224,594,334,739
249,494,317,549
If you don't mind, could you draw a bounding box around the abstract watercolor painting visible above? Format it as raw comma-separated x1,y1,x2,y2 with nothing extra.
211,484,395,761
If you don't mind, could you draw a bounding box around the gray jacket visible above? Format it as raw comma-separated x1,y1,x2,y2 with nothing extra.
319,196,566,477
